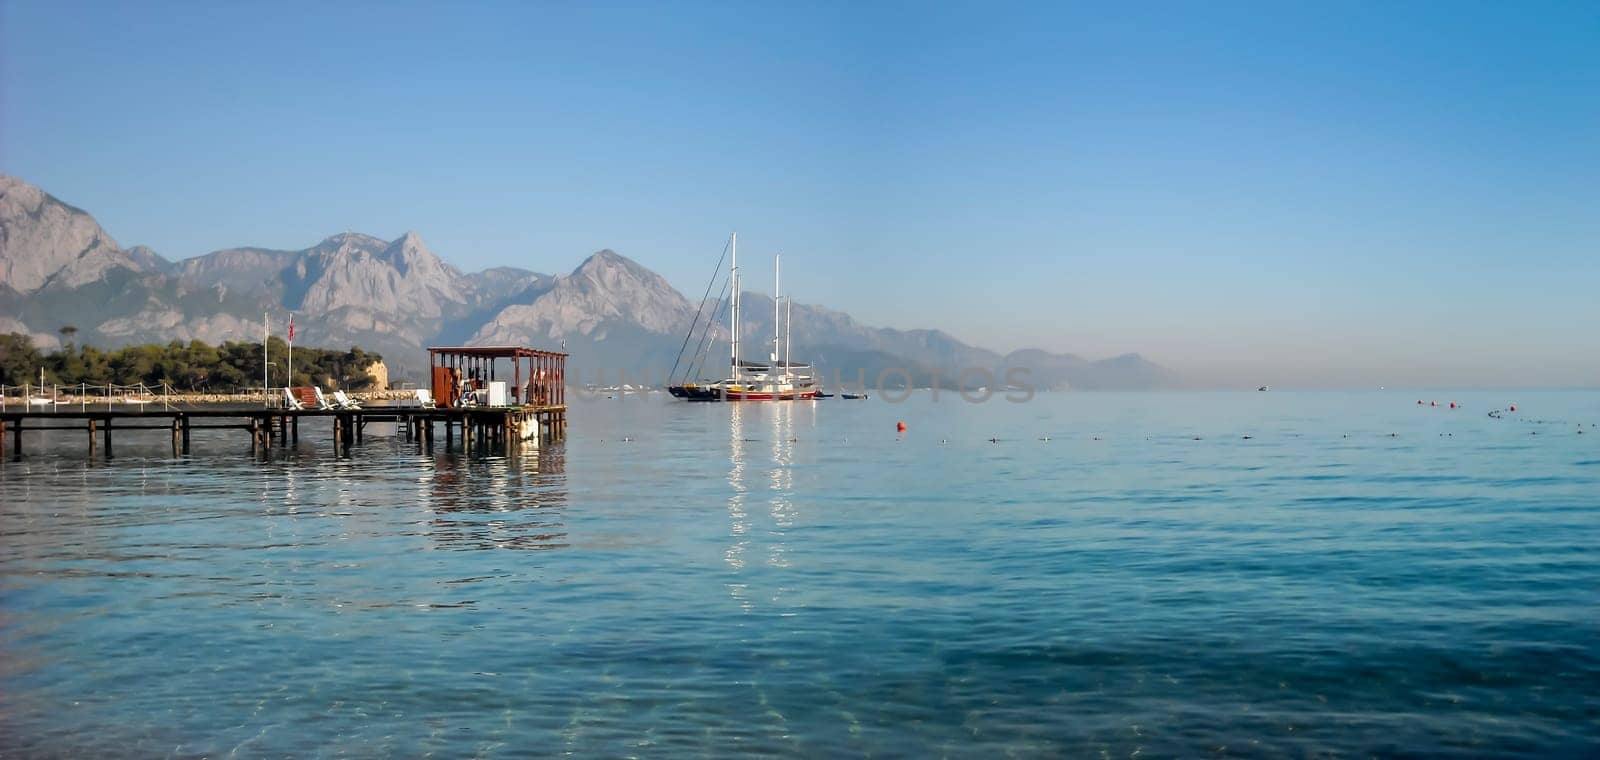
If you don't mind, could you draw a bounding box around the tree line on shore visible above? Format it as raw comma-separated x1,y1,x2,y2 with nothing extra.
0,329,383,392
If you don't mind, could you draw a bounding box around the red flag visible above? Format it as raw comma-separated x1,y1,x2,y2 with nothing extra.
288,315,295,341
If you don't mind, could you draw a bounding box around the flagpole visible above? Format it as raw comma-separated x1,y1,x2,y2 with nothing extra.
263,311,269,409
287,314,294,392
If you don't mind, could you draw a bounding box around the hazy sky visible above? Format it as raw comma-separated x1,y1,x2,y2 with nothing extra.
3,1,1597,387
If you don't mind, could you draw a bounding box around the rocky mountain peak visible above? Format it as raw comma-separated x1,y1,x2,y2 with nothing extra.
295,230,467,318
571,249,671,291
312,232,388,258
379,231,454,278
0,174,143,293
123,245,172,273
471,249,694,345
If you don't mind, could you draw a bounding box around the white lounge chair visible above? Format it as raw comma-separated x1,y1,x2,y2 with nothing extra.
311,387,338,410
282,387,306,410
332,390,363,409
415,388,436,408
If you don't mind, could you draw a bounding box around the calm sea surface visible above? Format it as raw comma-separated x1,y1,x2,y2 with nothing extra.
2,391,1597,757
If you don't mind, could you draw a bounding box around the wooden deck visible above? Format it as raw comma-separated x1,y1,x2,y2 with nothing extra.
0,405,568,460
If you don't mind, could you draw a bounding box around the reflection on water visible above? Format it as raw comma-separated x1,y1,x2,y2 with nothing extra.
727,402,808,609
726,403,749,607
424,448,570,552
767,403,795,571
2,391,1598,756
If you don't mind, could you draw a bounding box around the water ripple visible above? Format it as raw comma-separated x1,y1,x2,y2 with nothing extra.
2,391,1597,757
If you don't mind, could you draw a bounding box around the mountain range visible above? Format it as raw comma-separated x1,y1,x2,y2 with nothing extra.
0,175,1178,390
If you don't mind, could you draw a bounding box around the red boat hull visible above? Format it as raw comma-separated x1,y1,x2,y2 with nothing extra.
720,389,820,401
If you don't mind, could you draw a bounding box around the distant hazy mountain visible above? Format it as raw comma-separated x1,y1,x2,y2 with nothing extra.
0,174,1178,389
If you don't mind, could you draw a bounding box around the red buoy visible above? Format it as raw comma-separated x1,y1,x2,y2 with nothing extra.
896,421,907,432
1431,401,1437,407
1417,400,1424,405
1449,402,1456,409
1509,404,1516,412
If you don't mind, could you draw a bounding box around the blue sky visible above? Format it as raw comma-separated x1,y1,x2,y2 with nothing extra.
3,1,1597,387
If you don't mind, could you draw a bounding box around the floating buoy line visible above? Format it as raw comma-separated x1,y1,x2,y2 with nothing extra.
582,403,1591,445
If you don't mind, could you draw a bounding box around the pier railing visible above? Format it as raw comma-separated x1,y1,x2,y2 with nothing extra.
0,383,570,411
0,383,324,412
1,382,176,413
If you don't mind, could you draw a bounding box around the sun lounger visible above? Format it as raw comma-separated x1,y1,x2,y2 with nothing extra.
311,387,338,410
282,387,306,410
288,387,320,409
332,390,363,409
415,388,436,408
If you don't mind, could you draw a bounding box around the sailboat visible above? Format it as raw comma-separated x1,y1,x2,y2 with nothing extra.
28,367,60,407
668,234,820,401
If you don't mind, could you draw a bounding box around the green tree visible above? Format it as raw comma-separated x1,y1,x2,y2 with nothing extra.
4,336,382,392
0,333,43,386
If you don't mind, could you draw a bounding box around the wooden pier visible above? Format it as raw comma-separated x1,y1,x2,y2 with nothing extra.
0,405,567,460
2,345,569,462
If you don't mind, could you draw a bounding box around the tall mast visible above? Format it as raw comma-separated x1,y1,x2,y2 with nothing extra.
729,232,739,377
263,311,269,409
784,295,792,384
772,254,781,364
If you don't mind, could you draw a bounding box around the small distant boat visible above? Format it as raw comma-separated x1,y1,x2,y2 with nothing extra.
27,368,60,406
1258,385,1270,392
841,392,868,400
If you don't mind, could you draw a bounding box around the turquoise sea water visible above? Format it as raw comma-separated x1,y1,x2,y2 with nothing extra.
2,391,1597,757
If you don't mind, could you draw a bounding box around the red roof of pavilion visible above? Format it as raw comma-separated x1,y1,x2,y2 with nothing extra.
426,346,568,359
